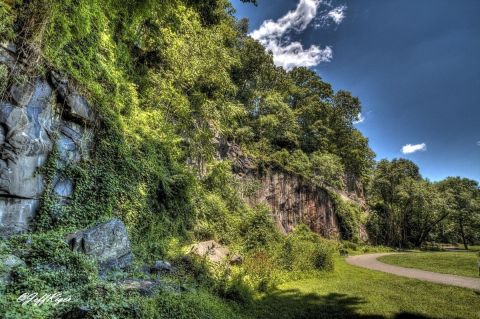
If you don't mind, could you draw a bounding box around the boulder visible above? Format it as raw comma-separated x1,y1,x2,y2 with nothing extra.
0,44,16,68
149,260,173,274
0,254,25,286
67,219,133,271
229,254,243,266
50,71,96,124
65,94,96,123
189,240,241,265
9,81,35,106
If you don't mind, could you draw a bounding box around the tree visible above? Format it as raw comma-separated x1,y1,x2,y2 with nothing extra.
310,151,345,189
368,159,425,247
437,177,480,249
396,179,449,247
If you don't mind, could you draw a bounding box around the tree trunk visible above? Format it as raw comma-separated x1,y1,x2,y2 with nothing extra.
459,220,468,250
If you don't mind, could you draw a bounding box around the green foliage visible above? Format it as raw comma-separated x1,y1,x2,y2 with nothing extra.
239,224,336,293
140,290,244,319
436,177,480,249
0,63,8,94
310,151,345,189
0,0,379,316
4,233,96,297
0,1,15,41
366,158,465,248
242,249,278,292
277,225,335,272
241,206,280,251
331,195,363,242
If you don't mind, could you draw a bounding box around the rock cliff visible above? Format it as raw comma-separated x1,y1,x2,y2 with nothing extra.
243,171,341,238
216,138,366,240
0,43,95,237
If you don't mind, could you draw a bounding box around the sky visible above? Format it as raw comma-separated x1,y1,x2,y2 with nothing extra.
231,0,480,182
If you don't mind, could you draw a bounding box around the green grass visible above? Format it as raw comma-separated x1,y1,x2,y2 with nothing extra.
247,257,480,319
378,251,480,278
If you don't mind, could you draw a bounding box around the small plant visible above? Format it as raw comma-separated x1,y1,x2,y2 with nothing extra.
0,64,8,95
312,243,334,271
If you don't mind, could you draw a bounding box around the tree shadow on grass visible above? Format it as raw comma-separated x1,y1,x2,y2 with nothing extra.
249,288,440,319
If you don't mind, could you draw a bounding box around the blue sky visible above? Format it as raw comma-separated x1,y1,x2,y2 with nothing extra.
232,0,480,182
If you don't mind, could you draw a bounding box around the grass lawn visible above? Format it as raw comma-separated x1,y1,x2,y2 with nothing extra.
378,251,480,278
248,257,480,319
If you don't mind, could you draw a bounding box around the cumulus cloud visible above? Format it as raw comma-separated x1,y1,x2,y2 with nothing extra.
250,0,346,70
327,5,347,24
353,112,365,124
402,143,427,155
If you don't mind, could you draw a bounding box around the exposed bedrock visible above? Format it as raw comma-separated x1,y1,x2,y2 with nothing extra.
0,43,96,237
243,171,341,238
215,137,365,239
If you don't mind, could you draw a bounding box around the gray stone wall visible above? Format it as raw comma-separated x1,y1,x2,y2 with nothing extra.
0,43,95,237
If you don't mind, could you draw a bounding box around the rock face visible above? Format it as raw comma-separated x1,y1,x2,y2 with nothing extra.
215,138,365,240
0,43,95,237
215,139,342,238
243,171,341,238
67,219,133,271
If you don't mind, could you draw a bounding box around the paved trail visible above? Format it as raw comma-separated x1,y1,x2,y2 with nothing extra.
346,253,480,291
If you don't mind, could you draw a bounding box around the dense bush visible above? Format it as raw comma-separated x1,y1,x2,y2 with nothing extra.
332,195,363,242
241,206,280,251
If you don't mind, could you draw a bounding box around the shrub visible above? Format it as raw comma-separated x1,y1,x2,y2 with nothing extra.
139,290,243,319
242,250,277,292
277,231,335,272
332,195,363,242
0,1,15,41
216,272,253,305
241,206,280,251
311,241,334,271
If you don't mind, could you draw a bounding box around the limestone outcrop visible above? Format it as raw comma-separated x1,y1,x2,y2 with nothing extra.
0,43,95,237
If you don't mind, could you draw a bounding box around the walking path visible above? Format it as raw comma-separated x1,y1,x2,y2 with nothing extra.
346,253,480,291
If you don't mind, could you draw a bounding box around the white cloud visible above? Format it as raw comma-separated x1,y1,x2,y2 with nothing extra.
402,143,427,155
477,141,480,146
353,112,365,124
328,5,347,24
250,0,346,70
